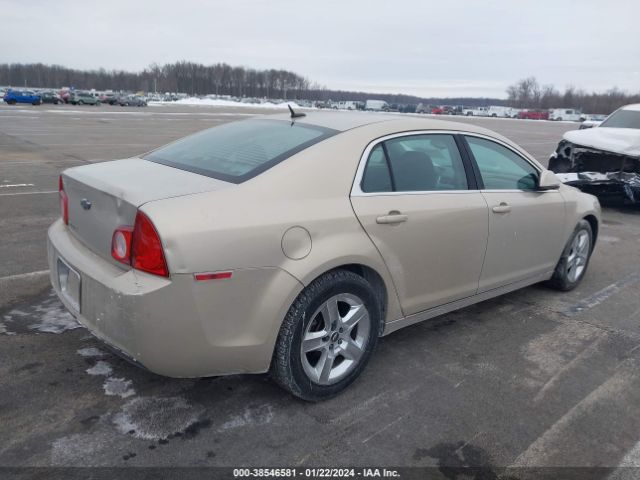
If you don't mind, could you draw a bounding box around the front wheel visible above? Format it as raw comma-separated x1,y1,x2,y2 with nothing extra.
271,270,380,401
547,220,593,291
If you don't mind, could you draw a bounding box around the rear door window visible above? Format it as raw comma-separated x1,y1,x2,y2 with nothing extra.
360,134,468,193
144,120,337,183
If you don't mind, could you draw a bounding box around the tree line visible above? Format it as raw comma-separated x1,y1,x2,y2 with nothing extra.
506,76,639,114
0,61,506,106
0,61,313,99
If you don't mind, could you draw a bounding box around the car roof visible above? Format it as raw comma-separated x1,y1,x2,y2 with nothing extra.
264,110,497,136
621,104,640,112
261,110,540,168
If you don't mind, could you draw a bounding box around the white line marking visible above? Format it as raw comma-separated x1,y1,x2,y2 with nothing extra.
566,271,640,315
0,183,34,188
362,416,405,444
0,190,57,196
0,270,50,282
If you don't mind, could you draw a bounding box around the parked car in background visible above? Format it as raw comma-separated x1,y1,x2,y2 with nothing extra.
3,89,41,105
49,111,600,400
39,91,63,104
549,109,583,122
58,90,72,103
441,106,460,115
579,114,607,130
119,95,147,107
416,103,433,114
68,91,100,105
99,92,118,104
549,103,640,204
365,99,389,111
518,109,549,120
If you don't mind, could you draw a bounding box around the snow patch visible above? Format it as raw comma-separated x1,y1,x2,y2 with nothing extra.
599,235,621,243
0,322,15,335
150,97,306,109
219,404,274,431
77,347,106,358
86,361,113,376
103,377,135,398
113,396,205,440
29,297,81,333
4,295,81,334
28,306,80,333
563,127,640,157
51,432,110,466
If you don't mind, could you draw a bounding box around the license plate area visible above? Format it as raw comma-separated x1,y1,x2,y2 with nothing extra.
57,257,81,312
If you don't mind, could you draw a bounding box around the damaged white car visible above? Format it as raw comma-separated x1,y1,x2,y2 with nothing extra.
549,104,640,204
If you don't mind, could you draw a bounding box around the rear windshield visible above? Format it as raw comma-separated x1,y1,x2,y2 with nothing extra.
599,110,640,129
144,119,337,183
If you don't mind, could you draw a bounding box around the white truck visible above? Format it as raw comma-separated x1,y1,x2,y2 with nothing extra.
549,108,583,122
337,101,359,110
365,99,389,111
463,106,490,116
487,106,520,118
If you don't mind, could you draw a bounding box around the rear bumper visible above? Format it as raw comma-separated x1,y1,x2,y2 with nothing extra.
47,219,303,377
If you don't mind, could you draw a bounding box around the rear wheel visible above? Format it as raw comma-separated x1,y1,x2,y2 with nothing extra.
547,220,593,291
271,270,380,401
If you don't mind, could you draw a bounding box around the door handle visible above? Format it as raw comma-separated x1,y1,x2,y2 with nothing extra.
376,211,408,224
492,202,511,214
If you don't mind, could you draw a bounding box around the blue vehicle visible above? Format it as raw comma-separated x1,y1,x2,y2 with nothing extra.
3,89,42,105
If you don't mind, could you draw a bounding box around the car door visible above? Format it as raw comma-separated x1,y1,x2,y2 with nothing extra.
351,132,489,316
463,135,566,293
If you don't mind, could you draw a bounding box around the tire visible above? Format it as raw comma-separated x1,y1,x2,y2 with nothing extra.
547,220,593,291
271,269,381,401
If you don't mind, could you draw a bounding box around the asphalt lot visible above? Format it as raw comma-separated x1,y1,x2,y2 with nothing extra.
1,103,640,475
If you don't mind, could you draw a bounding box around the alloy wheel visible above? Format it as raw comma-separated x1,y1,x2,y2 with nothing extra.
301,293,371,385
566,230,590,283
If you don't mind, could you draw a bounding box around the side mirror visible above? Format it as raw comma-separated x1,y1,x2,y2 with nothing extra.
538,169,561,191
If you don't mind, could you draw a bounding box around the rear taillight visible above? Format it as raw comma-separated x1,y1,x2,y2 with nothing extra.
59,175,68,225
111,226,133,264
111,211,169,277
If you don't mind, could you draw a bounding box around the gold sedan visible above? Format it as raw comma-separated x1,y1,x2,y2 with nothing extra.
48,111,600,401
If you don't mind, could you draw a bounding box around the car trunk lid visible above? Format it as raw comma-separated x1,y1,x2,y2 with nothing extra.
62,158,232,264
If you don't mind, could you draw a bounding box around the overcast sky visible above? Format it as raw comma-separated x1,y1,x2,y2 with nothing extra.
1,0,638,98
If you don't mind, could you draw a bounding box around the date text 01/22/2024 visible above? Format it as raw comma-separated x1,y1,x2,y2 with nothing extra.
233,468,401,478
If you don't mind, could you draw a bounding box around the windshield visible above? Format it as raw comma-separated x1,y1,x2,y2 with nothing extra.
599,109,640,129
144,119,337,183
